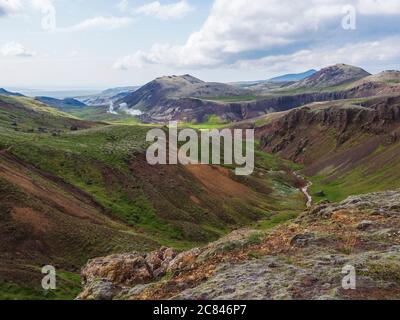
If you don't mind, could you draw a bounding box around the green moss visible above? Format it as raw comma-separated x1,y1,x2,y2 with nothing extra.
247,232,264,245
256,211,299,230
247,250,263,259
180,115,228,129
362,262,400,283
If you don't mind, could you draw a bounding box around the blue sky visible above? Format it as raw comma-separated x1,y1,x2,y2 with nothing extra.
0,0,400,89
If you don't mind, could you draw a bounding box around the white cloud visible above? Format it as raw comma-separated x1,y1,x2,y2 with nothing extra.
0,41,36,57
31,1,131,32
114,0,400,71
0,0,57,17
135,0,193,20
234,37,400,73
1,0,131,32
31,0,54,11
117,0,129,12
115,0,349,69
357,0,400,15
68,50,79,57
0,0,22,16
62,16,132,32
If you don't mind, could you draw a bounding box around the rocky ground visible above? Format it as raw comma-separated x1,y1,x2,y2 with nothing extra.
78,190,400,300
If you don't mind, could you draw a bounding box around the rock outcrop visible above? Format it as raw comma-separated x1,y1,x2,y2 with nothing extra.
78,190,400,300
78,247,177,300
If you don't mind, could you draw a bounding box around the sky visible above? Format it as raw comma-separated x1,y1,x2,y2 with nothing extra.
0,0,400,89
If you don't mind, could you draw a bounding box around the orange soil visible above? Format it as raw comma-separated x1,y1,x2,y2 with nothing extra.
11,207,53,234
186,165,254,199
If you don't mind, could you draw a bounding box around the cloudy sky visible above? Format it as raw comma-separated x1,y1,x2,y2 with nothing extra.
0,0,399,89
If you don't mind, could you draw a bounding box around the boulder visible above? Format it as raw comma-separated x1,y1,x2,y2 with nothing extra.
80,247,178,291
168,248,202,273
81,253,152,286
77,279,126,300
145,246,177,278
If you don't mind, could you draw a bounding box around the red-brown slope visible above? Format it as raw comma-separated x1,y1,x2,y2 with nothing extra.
0,151,157,292
256,96,400,195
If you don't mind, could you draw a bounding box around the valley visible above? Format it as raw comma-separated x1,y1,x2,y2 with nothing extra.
0,94,304,299
1,63,400,300
2,0,400,304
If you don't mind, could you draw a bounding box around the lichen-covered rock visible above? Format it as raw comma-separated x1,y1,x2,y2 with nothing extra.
290,233,315,247
78,190,400,300
127,283,155,297
77,279,128,300
174,248,400,300
145,247,177,277
168,248,202,273
81,253,152,286
79,247,178,299
198,228,258,260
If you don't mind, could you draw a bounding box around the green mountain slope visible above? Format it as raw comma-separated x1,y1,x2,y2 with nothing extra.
0,95,100,133
0,96,304,299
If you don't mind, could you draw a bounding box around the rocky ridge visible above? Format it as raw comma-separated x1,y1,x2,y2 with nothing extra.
257,95,400,164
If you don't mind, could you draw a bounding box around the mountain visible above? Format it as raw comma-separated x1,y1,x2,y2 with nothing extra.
289,64,371,89
114,67,392,124
117,74,250,109
101,86,139,96
115,75,252,122
0,88,24,97
76,86,139,106
35,96,86,110
347,70,400,89
269,69,316,82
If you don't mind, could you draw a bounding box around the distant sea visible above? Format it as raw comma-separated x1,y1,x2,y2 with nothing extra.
8,88,104,99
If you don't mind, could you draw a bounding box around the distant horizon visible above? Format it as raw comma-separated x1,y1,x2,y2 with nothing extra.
2,63,399,95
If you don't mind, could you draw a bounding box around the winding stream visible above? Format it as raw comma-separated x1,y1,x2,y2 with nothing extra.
294,172,313,209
